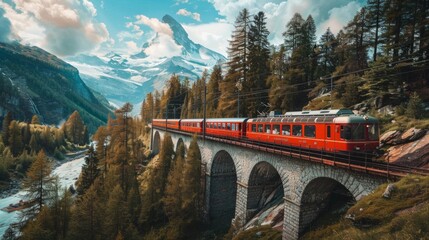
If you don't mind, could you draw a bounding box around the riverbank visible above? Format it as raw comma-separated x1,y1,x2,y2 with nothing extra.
0,154,86,237
0,149,87,200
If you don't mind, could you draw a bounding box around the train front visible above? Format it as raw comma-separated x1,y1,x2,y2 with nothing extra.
333,114,379,153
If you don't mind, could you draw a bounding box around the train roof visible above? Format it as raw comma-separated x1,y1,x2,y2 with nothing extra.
284,109,354,116
249,114,378,124
181,119,204,122
206,118,248,123
153,119,180,122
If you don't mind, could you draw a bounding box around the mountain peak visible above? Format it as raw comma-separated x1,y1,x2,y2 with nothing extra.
162,14,191,49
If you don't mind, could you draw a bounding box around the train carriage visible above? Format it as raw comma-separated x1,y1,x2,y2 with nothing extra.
246,109,379,153
205,118,248,139
181,119,204,134
152,119,181,130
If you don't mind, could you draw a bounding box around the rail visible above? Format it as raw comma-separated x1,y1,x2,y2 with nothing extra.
153,126,429,178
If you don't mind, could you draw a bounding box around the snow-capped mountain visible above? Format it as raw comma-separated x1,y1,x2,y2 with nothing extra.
66,14,226,112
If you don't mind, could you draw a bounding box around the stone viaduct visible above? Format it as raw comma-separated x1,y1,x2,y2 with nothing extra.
151,129,385,239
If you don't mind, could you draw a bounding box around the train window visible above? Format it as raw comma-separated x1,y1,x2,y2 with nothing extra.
340,126,351,140
231,124,235,131
265,125,271,134
252,124,256,132
227,123,231,130
352,124,365,140
368,124,378,140
258,124,263,132
197,123,200,128
327,126,331,138
292,125,302,136
282,125,291,135
222,123,226,129
273,125,280,134
304,125,316,138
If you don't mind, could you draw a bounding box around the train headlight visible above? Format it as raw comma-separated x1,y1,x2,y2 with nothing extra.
355,146,360,150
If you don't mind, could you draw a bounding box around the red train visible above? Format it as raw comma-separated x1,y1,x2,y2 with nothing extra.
152,109,380,153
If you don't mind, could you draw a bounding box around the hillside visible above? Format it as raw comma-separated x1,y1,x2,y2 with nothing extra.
301,175,429,240
0,42,111,132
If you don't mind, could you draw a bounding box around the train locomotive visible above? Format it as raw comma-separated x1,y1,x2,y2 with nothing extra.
152,109,379,154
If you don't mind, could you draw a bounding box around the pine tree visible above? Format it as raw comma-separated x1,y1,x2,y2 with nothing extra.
2,111,11,145
366,0,386,61
219,8,250,117
318,28,338,77
77,146,99,195
406,92,424,119
247,11,270,117
22,150,55,218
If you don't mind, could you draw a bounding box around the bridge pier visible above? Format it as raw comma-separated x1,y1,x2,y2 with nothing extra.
234,182,248,226
283,198,301,240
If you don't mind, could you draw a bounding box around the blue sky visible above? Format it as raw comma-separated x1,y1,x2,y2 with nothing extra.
0,0,365,57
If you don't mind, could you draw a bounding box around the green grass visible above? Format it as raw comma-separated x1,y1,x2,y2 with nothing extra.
232,226,282,240
301,175,429,240
378,115,429,132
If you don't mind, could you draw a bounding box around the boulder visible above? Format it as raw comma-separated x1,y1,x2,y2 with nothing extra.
382,184,396,199
400,128,426,143
386,132,429,167
377,105,394,115
380,130,402,145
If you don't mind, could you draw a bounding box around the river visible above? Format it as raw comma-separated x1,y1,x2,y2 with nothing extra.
0,156,85,237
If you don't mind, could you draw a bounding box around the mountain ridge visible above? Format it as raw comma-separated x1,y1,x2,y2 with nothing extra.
66,14,226,113
0,42,111,132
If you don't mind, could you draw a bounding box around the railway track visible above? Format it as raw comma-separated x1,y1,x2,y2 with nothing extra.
154,126,429,178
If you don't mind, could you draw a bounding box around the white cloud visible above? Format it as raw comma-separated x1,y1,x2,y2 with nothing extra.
82,0,97,17
208,0,363,45
143,34,182,58
183,22,233,56
176,8,201,21
126,41,139,54
0,0,109,56
175,0,189,4
133,14,182,59
318,1,362,36
135,15,173,36
118,22,144,41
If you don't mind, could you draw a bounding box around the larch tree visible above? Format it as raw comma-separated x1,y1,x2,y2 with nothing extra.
8,120,23,157
31,115,40,125
67,183,103,240
22,150,55,218
206,64,222,117
180,135,202,227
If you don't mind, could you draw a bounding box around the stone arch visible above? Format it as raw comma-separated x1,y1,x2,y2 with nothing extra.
209,150,237,232
152,131,161,155
246,161,284,222
298,176,356,234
